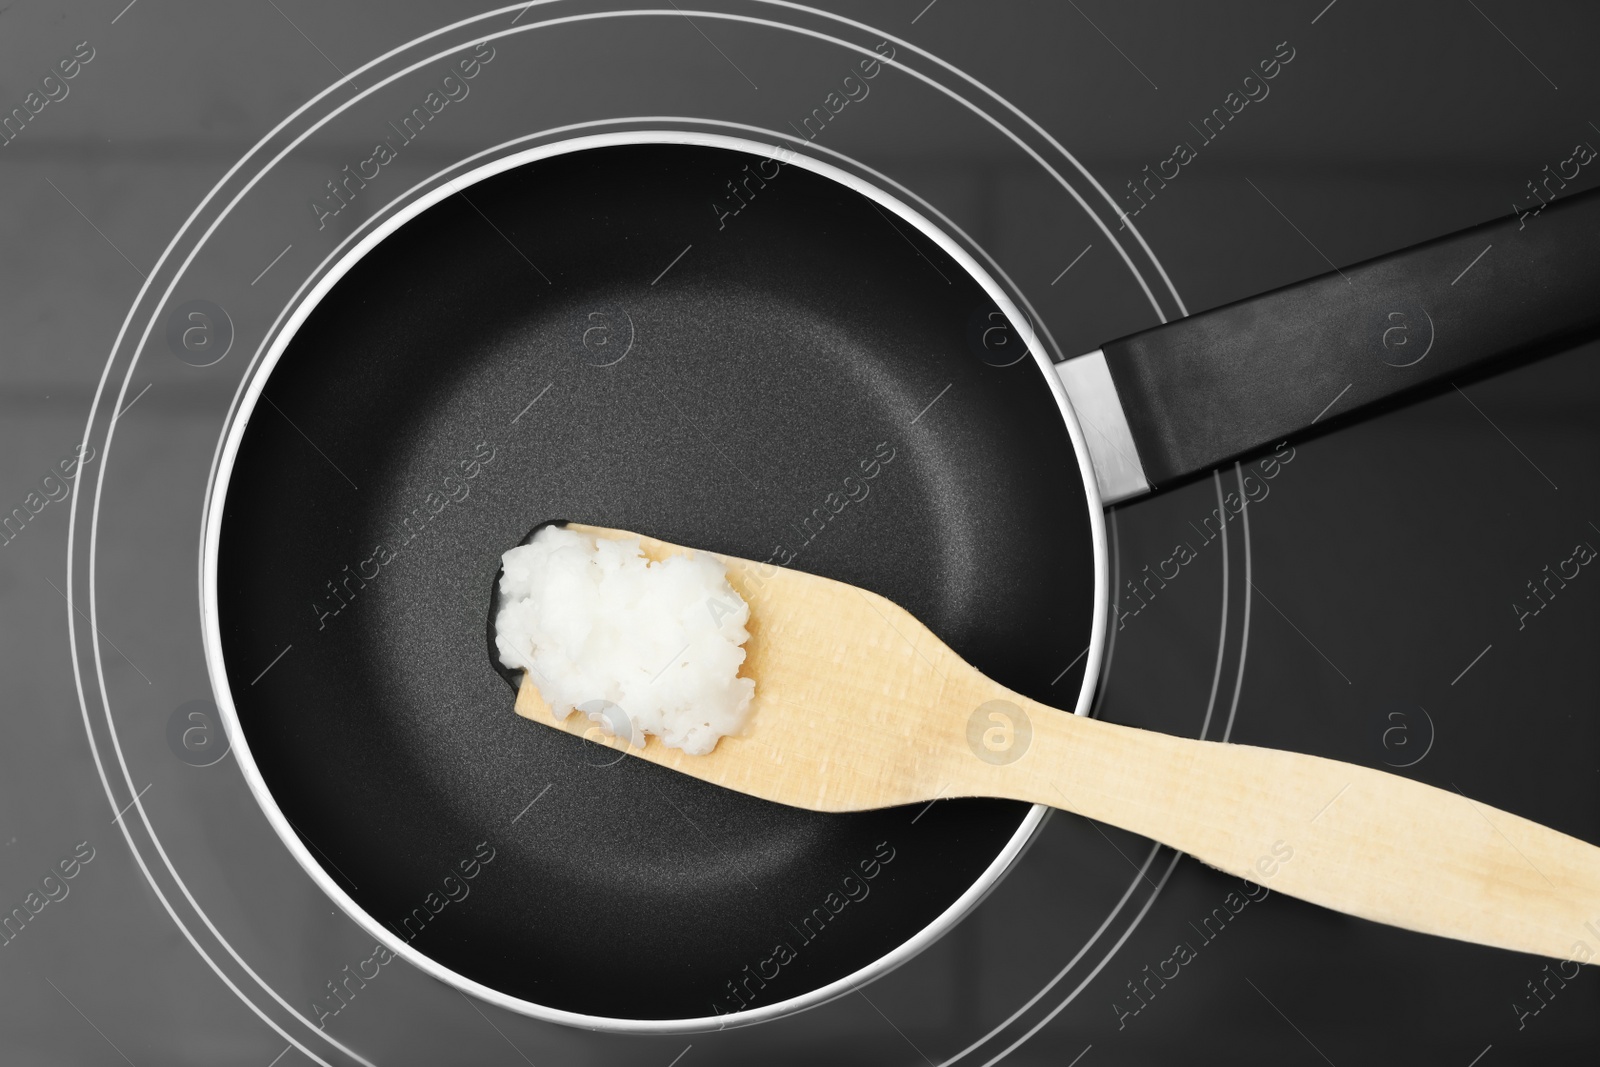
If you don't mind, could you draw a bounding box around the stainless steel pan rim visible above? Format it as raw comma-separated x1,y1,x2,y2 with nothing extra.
199,128,1110,1034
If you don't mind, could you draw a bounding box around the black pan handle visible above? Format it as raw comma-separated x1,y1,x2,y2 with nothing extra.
1065,186,1600,500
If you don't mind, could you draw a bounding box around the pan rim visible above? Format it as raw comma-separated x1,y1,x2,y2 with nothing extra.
200,129,1110,1034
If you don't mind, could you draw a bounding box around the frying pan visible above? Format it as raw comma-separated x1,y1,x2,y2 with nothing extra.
205,133,1600,1032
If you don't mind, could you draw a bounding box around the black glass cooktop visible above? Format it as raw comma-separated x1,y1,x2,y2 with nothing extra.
1,2,1595,1063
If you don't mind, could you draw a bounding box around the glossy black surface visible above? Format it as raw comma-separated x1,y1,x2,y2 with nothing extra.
217,144,1096,1020
15,5,1600,1061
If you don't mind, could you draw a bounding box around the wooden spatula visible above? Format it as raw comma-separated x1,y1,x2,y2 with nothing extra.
513,523,1600,964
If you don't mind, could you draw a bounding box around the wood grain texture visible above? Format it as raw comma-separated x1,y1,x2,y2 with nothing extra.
512,524,1600,964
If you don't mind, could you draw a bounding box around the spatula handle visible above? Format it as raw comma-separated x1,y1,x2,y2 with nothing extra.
1001,710,1600,962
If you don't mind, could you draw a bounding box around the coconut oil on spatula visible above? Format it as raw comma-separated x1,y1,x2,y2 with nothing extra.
505,523,1600,965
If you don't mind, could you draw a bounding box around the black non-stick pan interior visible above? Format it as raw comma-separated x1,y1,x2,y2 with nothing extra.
218,143,1097,1021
